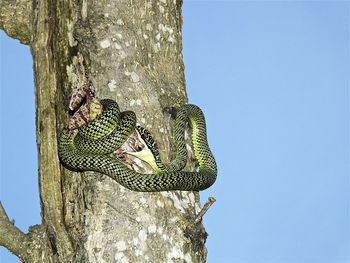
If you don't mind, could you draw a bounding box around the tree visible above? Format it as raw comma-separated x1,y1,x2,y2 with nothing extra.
0,0,213,262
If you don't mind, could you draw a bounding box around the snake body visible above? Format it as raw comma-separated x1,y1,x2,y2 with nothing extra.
58,99,217,191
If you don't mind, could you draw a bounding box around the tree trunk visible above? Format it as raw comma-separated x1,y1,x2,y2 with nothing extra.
0,0,209,262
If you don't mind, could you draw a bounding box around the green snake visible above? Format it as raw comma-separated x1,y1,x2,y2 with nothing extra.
58,99,217,191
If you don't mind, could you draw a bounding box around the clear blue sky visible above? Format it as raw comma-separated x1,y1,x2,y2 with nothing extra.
1,1,349,263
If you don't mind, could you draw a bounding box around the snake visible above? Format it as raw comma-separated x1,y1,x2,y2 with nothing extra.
58,99,217,192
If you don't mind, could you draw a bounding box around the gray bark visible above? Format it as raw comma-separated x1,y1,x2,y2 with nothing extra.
0,0,209,262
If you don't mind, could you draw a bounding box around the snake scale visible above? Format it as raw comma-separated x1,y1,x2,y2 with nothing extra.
58,99,217,191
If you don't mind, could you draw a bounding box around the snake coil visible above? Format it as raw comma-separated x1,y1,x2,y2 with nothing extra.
58,99,217,191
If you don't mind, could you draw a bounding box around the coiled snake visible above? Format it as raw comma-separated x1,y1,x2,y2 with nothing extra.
58,99,217,191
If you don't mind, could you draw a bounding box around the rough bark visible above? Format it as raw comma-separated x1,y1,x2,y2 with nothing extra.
0,0,209,262
0,0,33,44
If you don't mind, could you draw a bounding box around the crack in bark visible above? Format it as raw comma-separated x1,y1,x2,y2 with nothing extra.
105,201,139,224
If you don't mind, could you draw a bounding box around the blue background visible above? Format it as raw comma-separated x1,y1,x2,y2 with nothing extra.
1,1,349,262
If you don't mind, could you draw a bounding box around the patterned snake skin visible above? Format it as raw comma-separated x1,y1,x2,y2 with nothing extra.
58,99,217,191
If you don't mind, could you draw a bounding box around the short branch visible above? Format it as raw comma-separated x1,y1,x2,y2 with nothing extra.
0,202,30,261
194,197,216,224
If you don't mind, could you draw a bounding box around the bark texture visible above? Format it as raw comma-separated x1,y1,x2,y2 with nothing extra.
0,0,209,262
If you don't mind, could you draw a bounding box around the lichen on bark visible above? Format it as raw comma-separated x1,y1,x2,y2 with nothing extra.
0,0,33,44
